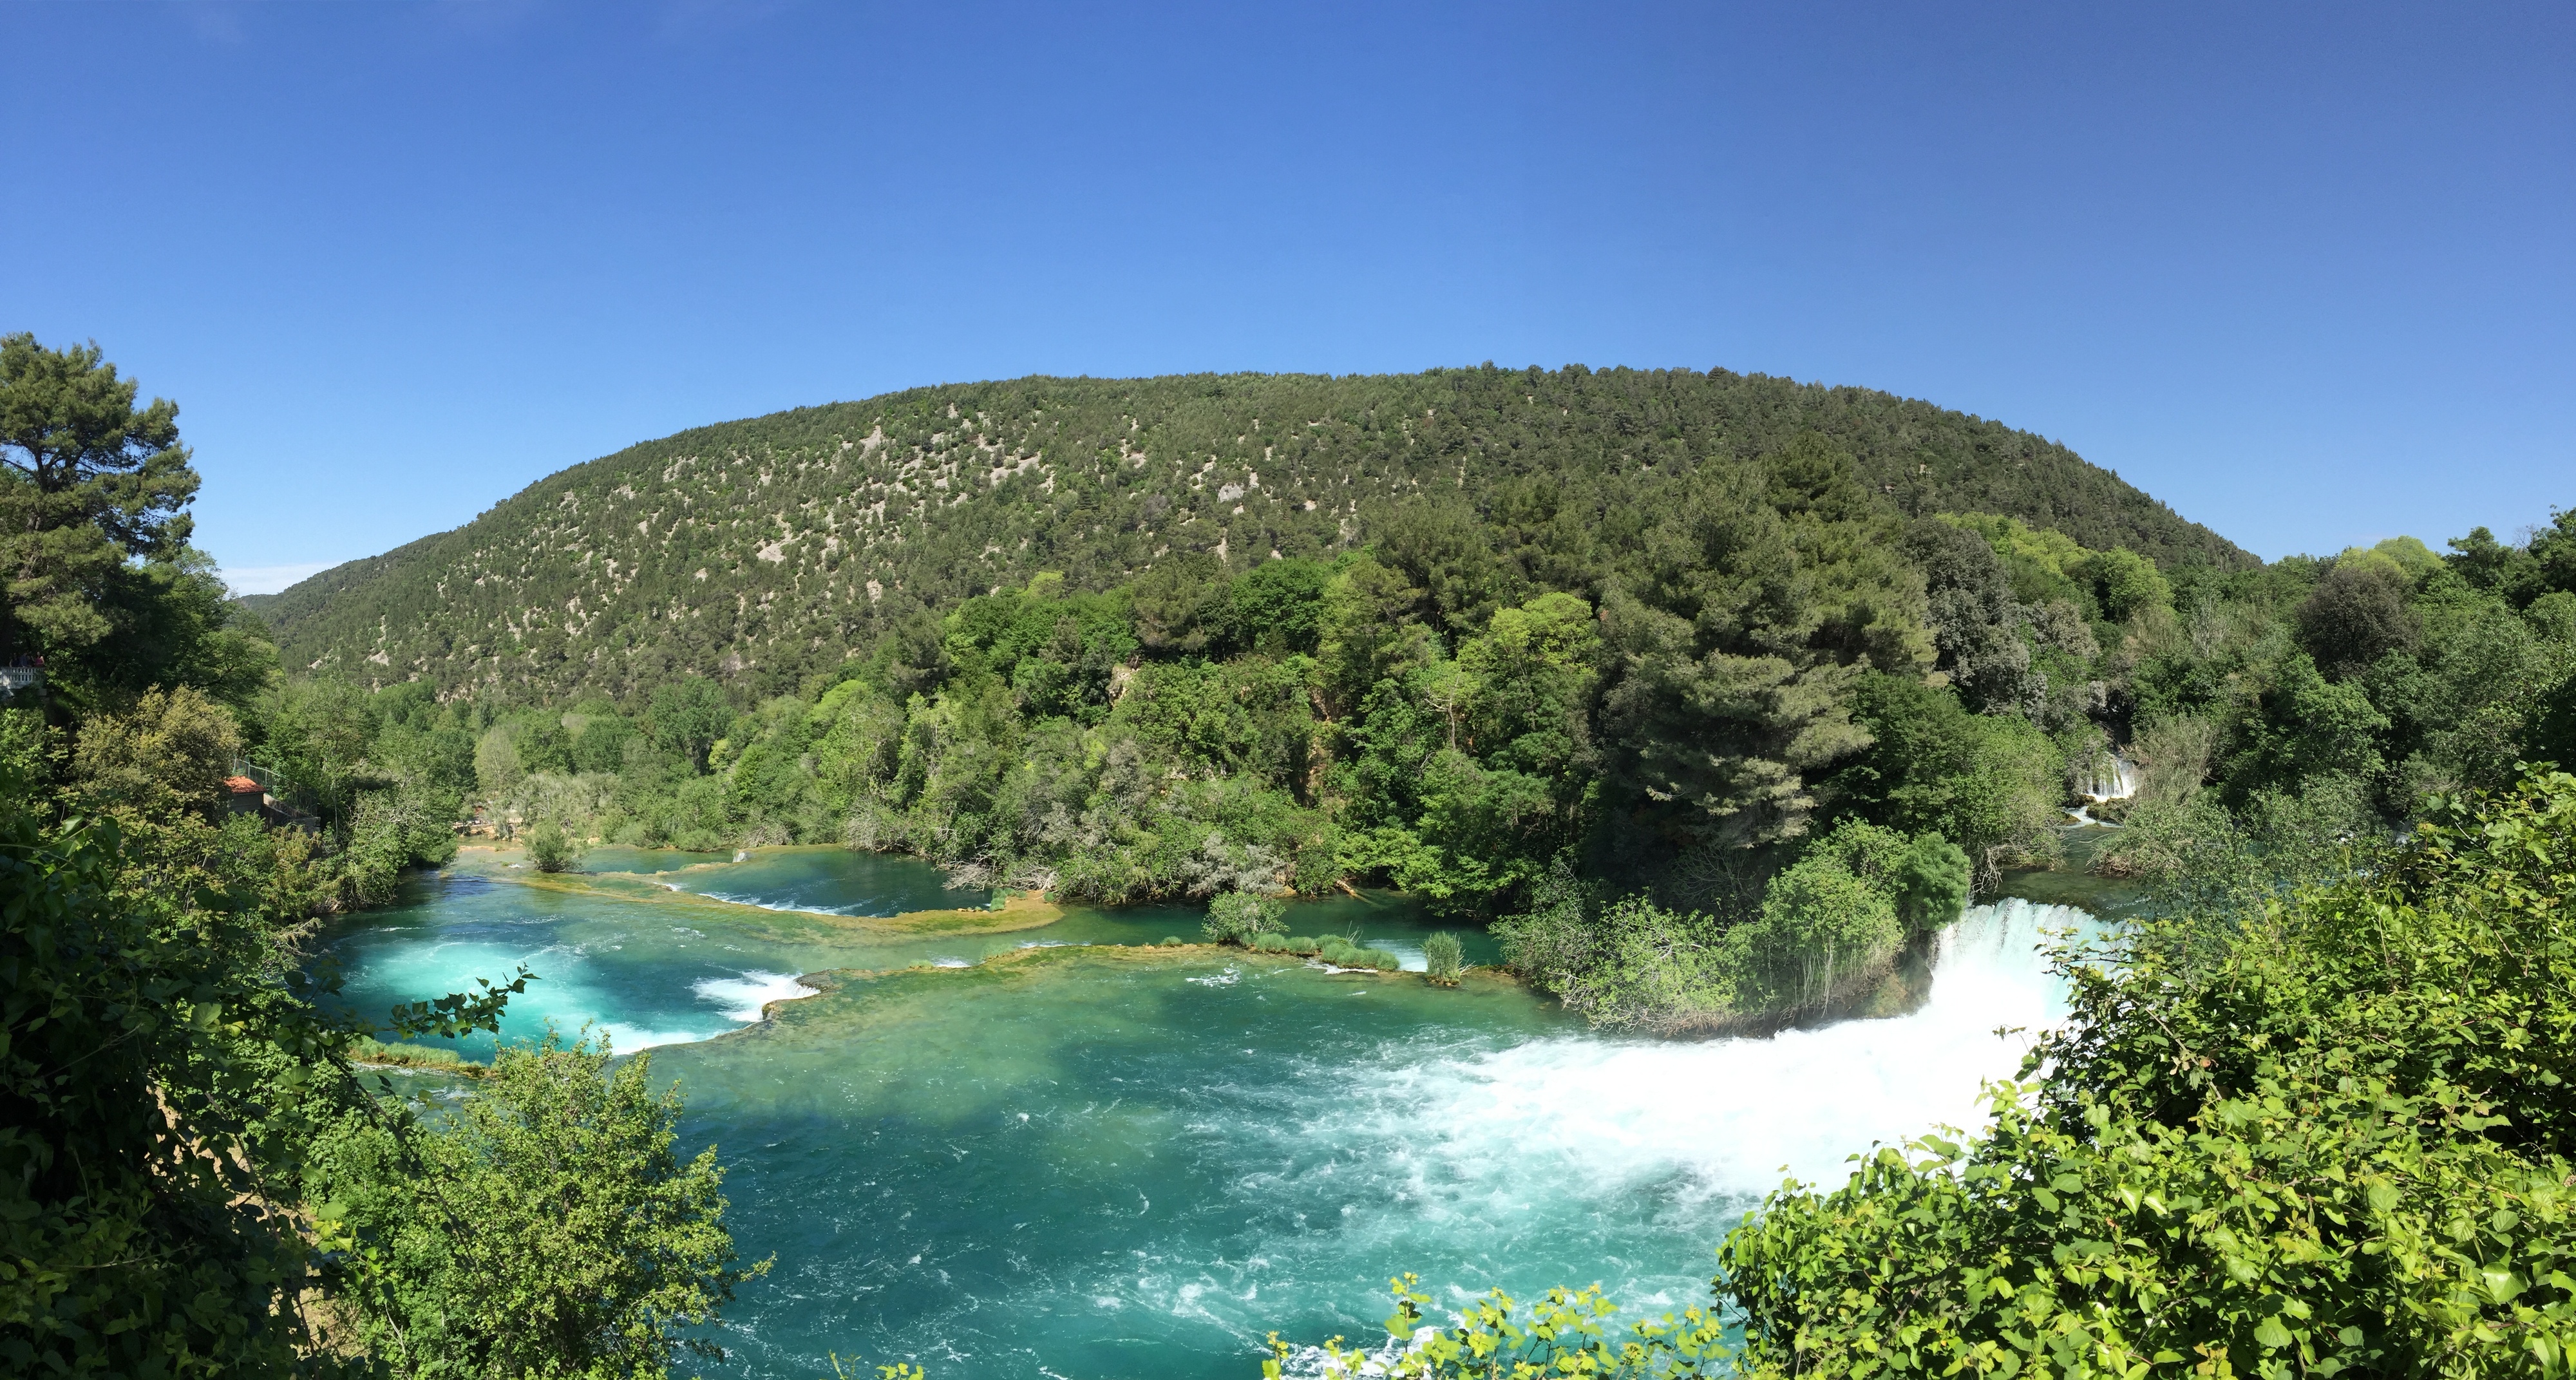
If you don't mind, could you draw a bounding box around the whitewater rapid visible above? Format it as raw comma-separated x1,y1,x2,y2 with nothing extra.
1348,897,2072,1199
1267,900,2069,1205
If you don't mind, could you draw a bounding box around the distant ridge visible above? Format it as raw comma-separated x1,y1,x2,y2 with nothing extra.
257,365,2253,700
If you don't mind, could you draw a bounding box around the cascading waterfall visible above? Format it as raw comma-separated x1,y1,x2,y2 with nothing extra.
2076,753,2139,803
2066,752,2141,826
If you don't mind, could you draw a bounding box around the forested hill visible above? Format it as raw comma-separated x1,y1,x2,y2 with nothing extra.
261,366,2251,700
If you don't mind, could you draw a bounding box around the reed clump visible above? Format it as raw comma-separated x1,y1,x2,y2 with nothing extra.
1423,931,1466,985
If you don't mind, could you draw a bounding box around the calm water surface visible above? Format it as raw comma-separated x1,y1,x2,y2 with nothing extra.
323,846,2107,1379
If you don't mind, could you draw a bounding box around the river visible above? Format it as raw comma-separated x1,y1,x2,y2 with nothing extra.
322,844,2116,1379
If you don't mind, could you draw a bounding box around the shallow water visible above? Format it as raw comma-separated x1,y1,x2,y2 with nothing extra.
323,849,2099,1379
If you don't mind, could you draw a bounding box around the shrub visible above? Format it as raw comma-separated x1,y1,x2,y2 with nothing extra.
308,1031,763,1375
525,820,583,874
1159,935,1185,947
1891,833,1972,936
1422,931,1465,984
2297,558,2420,677
1493,859,1596,990
1317,936,1401,970
1738,840,1904,1014
1287,936,1320,954
1250,932,1291,952
1202,889,1287,946
1291,838,1341,894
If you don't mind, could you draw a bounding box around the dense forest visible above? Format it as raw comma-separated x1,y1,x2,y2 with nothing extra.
252,366,2251,704
231,388,2576,1032
10,330,2576,1375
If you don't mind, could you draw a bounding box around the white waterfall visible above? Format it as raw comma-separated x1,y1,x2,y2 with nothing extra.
2076,753,2139,803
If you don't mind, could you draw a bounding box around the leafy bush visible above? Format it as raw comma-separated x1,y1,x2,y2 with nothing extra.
1503,823,1973,1031
1494,858,1598,987
309,1030,766,1375
1202,889,1287,946
1317,936,1402,970
526,819,583,873
1286,935,1321,955
1422,931,1465,983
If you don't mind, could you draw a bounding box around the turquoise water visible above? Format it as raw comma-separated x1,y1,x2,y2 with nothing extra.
324,847,2094,1379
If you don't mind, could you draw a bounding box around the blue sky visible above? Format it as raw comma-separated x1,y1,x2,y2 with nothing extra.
3,1,2568,590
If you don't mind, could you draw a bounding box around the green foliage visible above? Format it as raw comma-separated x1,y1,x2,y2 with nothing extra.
341,784,462,907
647,676,734,773
827,1355,929,1380
2450,509,2576,610
0,730,527,1375
1262,1272,1732,1378
259,367,2249,706
1737,823,1907,1010
1502,822,1963,1033
1518,893,1734,1030
70,683,242,816
2298,558,2421,677
1494,859,1602,988
346,1036,486,1076
1204,889,1287,945
2225,652,2391,801
526,818,583,873
1422,930,1465,984
1317,934,1403,970
1891,830,1973,933
0,810,327,1374
1591,445,1925,852
308,1030,766,1379
0,333,200,672
2078,543,2174,622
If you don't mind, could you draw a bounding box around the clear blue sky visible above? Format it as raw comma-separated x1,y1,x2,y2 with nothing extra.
4,1,2568,589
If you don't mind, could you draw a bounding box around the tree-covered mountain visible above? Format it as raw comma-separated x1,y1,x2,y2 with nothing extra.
260,366,2251,701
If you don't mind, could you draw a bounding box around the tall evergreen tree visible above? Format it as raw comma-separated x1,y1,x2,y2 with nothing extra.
0,334,200,661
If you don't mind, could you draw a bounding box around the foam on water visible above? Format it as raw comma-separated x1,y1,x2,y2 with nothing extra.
596,1022,716,1052
690,890,872,918
692,970,821,1023
1287,899,2075,1218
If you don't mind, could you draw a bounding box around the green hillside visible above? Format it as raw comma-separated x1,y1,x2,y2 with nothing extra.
260,366,2250,699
